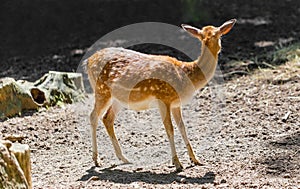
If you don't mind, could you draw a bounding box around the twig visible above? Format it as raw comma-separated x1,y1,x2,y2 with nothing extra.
224,70,249,77
3,135,27,142
260,61,276,69
281,111,291,122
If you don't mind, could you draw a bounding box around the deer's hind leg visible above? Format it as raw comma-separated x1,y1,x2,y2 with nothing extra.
90,84,112,166
102,102,130,164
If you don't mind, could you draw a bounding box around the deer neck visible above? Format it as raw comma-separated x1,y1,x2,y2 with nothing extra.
185,43,219,90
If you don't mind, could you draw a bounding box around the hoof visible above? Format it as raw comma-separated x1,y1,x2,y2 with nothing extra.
172,155,183,172
94,159,101,167
175,164,184,172
190,158,204,166
118,156,131,164
93,153,101,167
121,160,132,165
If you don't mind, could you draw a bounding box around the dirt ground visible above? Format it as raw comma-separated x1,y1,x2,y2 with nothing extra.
0,0,300,188
1,58,299,188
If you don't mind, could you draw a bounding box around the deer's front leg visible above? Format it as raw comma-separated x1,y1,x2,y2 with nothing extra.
172,107,202,166
159,103,183,172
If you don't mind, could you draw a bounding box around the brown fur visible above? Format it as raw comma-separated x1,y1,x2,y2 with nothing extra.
86,19,236,171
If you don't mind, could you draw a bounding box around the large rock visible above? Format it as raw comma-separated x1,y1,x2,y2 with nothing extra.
9,142,32,189
32,71,85,106
0,71,85,119
0,78,40,119
0,140,30,189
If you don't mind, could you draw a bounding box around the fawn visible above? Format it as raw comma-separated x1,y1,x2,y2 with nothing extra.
84,19,236,171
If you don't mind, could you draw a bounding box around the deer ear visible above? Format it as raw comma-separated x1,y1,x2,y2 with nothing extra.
218,19,236,35
181,24,204,39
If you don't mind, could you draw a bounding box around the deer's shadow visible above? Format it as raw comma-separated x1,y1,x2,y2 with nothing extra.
79,165,215,185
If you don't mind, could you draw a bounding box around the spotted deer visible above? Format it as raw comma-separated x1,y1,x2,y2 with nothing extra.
84,19,236,171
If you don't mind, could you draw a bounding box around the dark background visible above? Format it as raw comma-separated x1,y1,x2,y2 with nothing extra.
1,0,299,80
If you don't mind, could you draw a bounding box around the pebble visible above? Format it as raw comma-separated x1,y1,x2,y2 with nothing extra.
175,176,186,183
283,173,291,178
135,167,143,172
70,49,84,57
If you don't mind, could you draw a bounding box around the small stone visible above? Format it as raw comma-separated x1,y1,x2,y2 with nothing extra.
70,49,84,57
284,126,291,131
87,176,99,183
283,173,291,178
175,176,186,183
52,55,62,60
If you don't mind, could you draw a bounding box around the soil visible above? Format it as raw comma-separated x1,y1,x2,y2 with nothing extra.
1,60,299,188
0,0,300,188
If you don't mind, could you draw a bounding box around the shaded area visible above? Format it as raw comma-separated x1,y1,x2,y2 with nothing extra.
0,0,181,60
79,166,215,185
260,131,300,175
0,0,299,81
270,131,300,148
